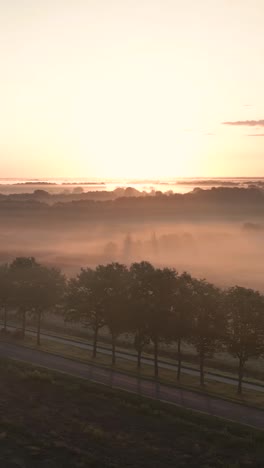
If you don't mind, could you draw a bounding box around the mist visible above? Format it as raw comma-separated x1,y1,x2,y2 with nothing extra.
1,204,264,289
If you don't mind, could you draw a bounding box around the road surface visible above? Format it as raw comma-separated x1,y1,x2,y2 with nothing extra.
4,323,264,393
0,341,263,429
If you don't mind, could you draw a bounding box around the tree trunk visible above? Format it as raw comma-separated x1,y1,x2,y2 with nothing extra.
92,326,98,358
177,338,182,381
22,309,26,339
112,334,116,365
137,347,142,369
154,337,159,379
199,349,205,386
3,306,7,331
37,309,41,346
237,357,244,395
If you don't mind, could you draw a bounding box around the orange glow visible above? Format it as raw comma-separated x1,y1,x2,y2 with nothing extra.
1,1,264,178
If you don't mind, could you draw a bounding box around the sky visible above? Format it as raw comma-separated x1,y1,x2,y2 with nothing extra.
0,0,264,179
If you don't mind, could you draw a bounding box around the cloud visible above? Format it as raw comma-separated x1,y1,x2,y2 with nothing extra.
222,120,264,126
246,133,264,137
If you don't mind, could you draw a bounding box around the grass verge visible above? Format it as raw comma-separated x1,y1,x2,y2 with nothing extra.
2,331,264,410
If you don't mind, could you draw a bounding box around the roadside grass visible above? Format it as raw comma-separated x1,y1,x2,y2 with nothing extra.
3,318,264,388
2,331,264,409
0,357,264,467
3,313,264,381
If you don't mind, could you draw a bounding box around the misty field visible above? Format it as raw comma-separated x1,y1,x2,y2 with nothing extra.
1,187,264,289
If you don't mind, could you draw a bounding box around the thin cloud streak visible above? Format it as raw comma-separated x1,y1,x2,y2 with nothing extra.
246,134,264,137
223,120,264,127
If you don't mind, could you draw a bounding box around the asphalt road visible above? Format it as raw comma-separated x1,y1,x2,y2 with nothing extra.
0,341,264,429
5,323,264,393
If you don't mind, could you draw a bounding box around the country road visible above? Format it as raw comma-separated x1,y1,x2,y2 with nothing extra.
4,323,264,392
0,341,264,429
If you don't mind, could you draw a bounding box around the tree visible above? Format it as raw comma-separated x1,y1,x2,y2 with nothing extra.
168,272,194,380
29,265,65,345
225,286,264,394
66,268,105,358
97,263,129,365
10,258,65,344
147,267,177,378
128,262,154,368
103,241,118,261
10,257,40,339
122,234,133,262
189,279,225,386
0,263,11,331
150,232,159,259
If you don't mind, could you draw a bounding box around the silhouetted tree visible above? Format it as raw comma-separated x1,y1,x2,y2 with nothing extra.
147,267,177,378
0,263,11,331
122,234,133,262
10,257,40,338
10,258,64,344
103,241,118,261
150,232,159,258
66,268,105,358
190,279,225,386
168,272,194,380
128,262,154,368
30,265,65,345
6,252,264,400
98,263,129,365
225,286,264,394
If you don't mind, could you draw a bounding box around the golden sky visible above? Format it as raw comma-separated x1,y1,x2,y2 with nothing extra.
1,0,264,178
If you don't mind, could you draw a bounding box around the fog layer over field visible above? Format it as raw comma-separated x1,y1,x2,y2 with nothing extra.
0,207,264,289
1,185,264,288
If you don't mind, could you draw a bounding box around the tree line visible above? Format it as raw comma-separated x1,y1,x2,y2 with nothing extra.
0,257,264,394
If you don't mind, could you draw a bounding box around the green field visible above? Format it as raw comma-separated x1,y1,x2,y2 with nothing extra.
0,358,264,467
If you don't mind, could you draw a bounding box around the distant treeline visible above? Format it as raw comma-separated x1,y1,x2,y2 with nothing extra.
1,257,264,394
1,187,264,223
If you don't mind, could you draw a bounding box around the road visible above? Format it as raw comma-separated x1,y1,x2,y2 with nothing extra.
0,341,263,429
4,323,264,393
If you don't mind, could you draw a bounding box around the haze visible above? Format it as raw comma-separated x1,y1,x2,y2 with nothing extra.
1,185,264,290
1,0,264,179
1,220,263,290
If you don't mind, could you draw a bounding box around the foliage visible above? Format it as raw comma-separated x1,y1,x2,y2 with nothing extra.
9,257,65,343
66,267,105,357
128,262,154,367
188,279,227,385
1,257,264,393
94,263,130,364
168,272,194,379
225,286,264,393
